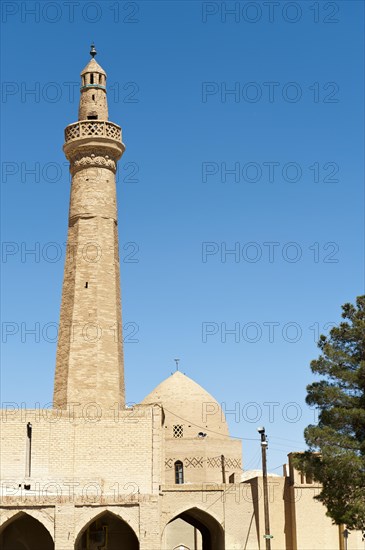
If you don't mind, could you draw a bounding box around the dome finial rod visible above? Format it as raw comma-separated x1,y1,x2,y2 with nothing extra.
90,43,97,58
174,358,180,371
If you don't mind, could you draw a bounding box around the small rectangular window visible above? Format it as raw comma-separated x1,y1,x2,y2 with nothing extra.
175,461,184,484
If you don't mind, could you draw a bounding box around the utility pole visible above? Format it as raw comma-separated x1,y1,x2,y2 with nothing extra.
257,426,272,550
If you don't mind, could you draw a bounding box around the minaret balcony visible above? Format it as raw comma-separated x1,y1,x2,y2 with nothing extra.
63,120,125,164
65,120,122,143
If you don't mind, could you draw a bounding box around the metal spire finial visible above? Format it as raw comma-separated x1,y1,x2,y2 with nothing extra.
90,43,97,58
174,359,180,371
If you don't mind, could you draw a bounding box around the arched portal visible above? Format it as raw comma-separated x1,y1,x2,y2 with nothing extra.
164,507,224,550
0,512,54,550
75,511,139,550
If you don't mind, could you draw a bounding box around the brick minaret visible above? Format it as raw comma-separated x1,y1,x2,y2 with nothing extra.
53,45,125,412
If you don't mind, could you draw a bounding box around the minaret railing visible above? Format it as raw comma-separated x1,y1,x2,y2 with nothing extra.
64,120,122,143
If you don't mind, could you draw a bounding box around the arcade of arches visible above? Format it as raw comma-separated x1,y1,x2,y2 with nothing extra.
0,508,224,550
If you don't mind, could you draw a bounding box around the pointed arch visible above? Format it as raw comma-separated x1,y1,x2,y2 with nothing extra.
74,509,139,549
163,507,224,550
0,511,54,550
0,510,54,539
164,505,223,531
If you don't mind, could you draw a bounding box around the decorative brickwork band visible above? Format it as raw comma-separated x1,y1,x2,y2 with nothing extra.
184,457,204,468
165,457,204,470
70,151,117,175
165,456,240,470
207,457,241,469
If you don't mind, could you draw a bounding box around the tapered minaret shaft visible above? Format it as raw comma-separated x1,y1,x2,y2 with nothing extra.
53,47,125,412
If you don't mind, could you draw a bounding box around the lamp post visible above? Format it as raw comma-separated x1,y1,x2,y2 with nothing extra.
257,426,272,550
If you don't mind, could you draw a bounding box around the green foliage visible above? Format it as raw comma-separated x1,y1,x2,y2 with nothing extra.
293,296,365,530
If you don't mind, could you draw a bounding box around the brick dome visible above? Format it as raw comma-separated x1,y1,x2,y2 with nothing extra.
141,371,229,439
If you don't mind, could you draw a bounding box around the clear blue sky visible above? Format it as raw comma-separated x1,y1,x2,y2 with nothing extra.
1,1,364,472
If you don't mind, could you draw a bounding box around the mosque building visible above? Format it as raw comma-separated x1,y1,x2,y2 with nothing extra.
0,47,363,550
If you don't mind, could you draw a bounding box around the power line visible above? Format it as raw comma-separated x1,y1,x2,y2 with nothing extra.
161,406,258,441
151,405,306,448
